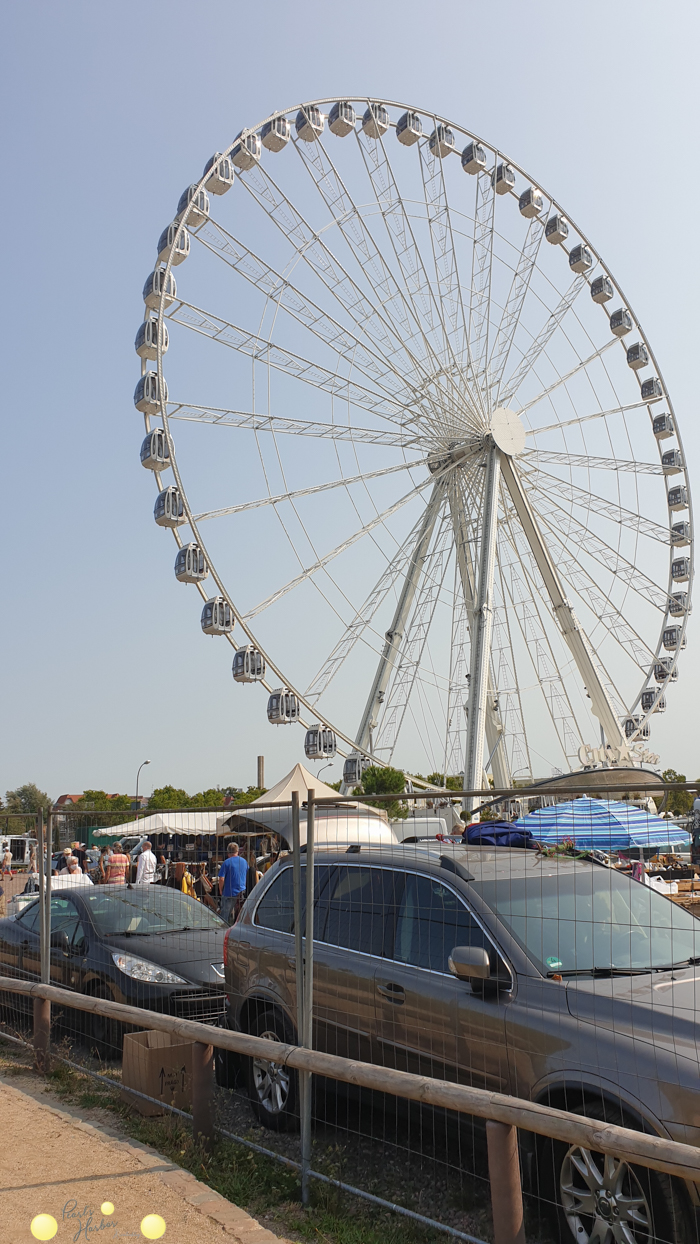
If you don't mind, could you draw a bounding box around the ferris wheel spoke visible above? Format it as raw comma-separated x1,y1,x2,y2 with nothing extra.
195,217,434,409
499,276,589,407
528,397,660,439
374,506,455,759
239,159,444,410
519,462,671,544
467,169,496,409
515,337,619,416
500,455,625,747
244,475,437,621
166,300,421,423
489,217,545,409
521,448,663,476
193,458,426,523
166,404,423,447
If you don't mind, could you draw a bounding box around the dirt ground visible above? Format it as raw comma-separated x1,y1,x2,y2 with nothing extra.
0,1072,289,1244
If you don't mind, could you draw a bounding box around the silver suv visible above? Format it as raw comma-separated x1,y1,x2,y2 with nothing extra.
224,843,700,1244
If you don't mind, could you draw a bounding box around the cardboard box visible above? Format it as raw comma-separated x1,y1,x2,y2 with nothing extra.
121,1029,194,1116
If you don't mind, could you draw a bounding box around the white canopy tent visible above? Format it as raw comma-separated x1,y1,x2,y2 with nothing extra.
92,811,221,839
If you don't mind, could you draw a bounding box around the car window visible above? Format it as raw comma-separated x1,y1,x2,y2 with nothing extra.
254,865,332,934
16,901,41,933
394,873,493,974
50,897,85,950
320,866,403,956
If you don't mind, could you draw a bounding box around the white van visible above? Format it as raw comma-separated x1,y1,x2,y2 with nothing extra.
1,834,38,869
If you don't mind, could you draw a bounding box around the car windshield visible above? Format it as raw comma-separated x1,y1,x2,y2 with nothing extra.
83,888,224,935
472,864,700,975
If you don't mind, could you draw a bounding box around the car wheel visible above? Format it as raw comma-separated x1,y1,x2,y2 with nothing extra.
544,1100,691,1244
84,987,123,1060
244,1008,298,1132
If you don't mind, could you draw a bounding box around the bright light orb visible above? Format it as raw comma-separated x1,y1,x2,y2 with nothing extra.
101,1202,115,1216
141,1214,167,1239
30,1215,58,1241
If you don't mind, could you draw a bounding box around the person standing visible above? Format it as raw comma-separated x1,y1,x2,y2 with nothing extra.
97,845,111,883
105,841,129,884
218,842,248,924
135,840,157,884
1,847,12,877
692,794,700,865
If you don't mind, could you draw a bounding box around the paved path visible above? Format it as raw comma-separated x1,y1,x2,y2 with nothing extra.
0,1072,289,1244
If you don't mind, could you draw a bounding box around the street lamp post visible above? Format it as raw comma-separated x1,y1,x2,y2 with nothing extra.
135,760,151,814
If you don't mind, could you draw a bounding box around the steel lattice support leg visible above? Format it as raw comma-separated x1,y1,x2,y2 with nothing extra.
463,444,501,813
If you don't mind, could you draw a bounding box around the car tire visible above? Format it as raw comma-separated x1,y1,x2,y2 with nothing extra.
541,1099,692,1244
244,1008,298,1132
83,986,123,1060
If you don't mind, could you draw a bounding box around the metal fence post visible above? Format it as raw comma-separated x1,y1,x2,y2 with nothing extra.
34,810,51,1073
292,791,304,1042
191,1041,215,1149
486,1120,525,1244
300,788,315,1206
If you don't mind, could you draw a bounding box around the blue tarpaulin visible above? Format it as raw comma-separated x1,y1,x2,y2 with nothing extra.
513,798,689,853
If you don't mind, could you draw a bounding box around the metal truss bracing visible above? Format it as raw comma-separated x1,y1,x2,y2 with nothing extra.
137,96,690,784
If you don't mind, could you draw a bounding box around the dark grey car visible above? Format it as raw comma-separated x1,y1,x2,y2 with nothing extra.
224,843,700,1244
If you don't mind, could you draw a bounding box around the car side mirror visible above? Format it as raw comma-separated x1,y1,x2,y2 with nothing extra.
50,930,71,955
448,945,491,981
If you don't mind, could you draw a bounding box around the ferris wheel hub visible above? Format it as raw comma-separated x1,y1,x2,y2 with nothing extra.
489,407,527,457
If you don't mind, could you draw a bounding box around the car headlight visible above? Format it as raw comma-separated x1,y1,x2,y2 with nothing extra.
111,952,188,985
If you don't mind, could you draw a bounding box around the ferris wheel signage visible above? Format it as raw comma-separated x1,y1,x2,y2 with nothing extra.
577,741,660,769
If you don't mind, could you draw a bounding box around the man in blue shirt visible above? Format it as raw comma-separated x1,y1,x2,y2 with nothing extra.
218,842,248,924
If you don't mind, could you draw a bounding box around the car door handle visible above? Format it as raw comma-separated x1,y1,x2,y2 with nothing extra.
377,981,405,1003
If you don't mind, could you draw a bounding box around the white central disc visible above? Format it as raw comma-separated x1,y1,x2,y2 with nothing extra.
490,406,526,456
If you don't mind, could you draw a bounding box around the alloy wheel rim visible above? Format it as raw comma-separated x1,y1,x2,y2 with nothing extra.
561,1145,652,1244
252,1029,290,1114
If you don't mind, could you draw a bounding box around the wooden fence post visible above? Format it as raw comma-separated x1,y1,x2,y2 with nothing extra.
33,997,51,1075
191,1040,214,1149
486,1119,526,1244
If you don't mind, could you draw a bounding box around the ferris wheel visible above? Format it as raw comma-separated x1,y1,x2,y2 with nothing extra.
135,97,692,805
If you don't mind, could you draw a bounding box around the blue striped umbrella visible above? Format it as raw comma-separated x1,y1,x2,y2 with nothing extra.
514,797,689,853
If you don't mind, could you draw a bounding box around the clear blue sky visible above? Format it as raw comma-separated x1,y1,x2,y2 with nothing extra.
1,0,698,800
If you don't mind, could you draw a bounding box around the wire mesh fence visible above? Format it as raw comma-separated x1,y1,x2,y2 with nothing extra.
1,779,700,1244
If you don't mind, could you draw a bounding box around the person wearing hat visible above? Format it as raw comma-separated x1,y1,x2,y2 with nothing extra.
57,847,74,873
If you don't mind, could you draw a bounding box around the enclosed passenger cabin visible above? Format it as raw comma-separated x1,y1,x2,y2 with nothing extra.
429,125,456,158
362,103,389,139
157,222,190,267
134,372,168,414
623,716,651,740
662,449,683,475
461,142,487,174
653,413,674,439
668,485,688,511
201,597,233,636
669,592,690,616
343,753,369,786
492,162,515,194
175,543,208,583
154,486,185,528
261,117,291,151
396,110,422,146
641,690,667,714
519,187,544,218
671,521,691,546
627,342,649,371
671,556,690,582
328,102,356,137
267,688,300,725
135,319,169,361
140,429,170,472
591,276,614,304
175,185,210,227
609,308,633,337
231,132,262,170
569,243,593,274
663,625,687,650
232,644,265,683
203,153,234,194
143,268,177,310
304,724,337,760
654,658,678,684
545,214,569,244
296,106,324,142
642,378,663,401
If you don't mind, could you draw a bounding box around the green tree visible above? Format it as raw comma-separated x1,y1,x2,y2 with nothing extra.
5,783,52,815
355,765,407,819
661,770,695,817
426,772,463,792
147,785,192,810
